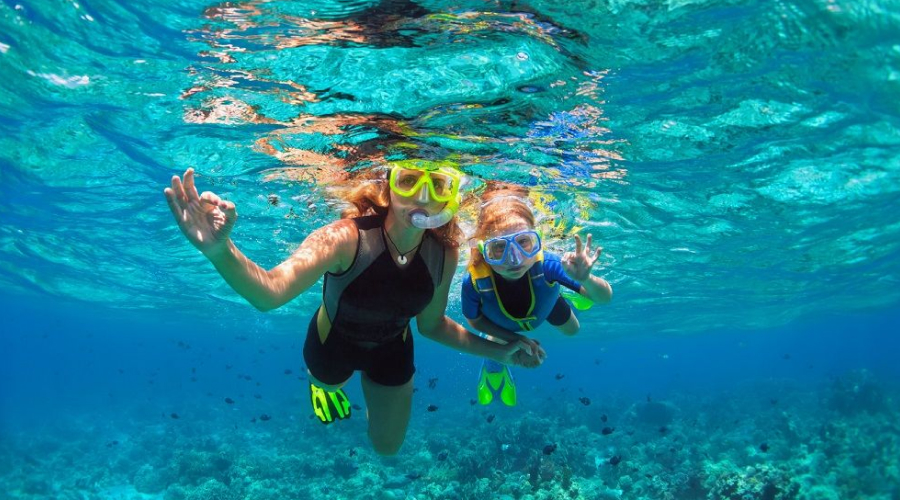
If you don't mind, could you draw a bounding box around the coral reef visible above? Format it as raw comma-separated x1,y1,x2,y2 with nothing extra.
1,373,898,500
704,462,799,500
827,368,889,415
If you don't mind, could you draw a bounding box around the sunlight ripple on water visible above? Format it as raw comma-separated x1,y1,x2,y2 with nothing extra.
0,0,899,335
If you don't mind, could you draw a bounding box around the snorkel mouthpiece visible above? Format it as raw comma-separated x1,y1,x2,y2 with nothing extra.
411,196,459,229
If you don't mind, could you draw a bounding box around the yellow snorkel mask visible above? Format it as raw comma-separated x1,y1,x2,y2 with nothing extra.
388,160,462,229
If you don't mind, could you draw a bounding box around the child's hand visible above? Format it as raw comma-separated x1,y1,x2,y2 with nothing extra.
562,234,602,282
515,335,545,361
511,347,544,368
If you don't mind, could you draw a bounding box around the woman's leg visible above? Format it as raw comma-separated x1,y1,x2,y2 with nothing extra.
360,374,414,456
307,372,350,391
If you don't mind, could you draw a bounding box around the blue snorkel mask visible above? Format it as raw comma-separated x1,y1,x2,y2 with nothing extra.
478,230,542,266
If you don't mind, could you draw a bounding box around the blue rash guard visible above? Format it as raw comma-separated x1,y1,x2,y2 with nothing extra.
461,251,582,332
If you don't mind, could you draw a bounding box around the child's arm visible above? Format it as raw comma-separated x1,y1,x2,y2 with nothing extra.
461,273,544,360
561,234,613,304
578,275,612,304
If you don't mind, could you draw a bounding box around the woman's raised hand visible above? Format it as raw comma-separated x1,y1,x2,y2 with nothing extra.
164,168,236,257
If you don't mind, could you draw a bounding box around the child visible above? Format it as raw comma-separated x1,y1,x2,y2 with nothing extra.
461,185,613,406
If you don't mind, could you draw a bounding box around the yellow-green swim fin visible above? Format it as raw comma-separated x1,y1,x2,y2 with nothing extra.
309,382,351,424
561,289,594,311
477,359,517,406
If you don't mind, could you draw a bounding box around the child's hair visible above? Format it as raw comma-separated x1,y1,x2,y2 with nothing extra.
338,169,463,249
469,182,535,267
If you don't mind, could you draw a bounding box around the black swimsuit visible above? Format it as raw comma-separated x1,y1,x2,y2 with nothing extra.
303,214,444,386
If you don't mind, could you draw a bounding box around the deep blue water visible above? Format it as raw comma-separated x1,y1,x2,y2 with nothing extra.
2,0,900,498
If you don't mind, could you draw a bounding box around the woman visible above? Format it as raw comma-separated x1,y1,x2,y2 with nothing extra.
462,185,613,407
163,164,541,455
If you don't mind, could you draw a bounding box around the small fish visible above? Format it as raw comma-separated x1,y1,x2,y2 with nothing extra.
437,450,449,461
543,443,557,455
594,359,601,365
517,85,545,94
579,397,591,406
783,353,791,360
267,194,280,206
406,472,422,480
601,427,615,435
600,414,608,422
609,455,622,466
487,414,495,423
191,367,196,374
170,413,180,419
225,364,233,370
647,394,652,402
770,399,778,406
243,375,252,381
428,377,438,389
349,448,357,457
427,405,439,412
106,440,119,448
259,414,271,421
254,394,262,399
555,373,565,380
760,442,769,453
251,418,256,423
284,369,293,375
352,404,362,411
224,397,235,404
659,426,668,434
469,399,477,406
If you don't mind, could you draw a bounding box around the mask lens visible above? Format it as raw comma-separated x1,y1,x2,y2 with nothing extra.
391,168,426,196
429,172,456,200
484,239,508,262
514,232,540,255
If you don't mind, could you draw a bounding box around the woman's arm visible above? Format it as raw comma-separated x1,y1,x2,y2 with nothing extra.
165,168,355,312
207,219,356,311
466,315,525,344
417,247,542,366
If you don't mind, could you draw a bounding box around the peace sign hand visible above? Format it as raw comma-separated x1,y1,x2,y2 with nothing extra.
164,168,236,257
561,234,602,282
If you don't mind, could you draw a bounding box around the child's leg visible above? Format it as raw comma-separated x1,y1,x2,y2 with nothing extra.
554,312,580,335
548,296,580,336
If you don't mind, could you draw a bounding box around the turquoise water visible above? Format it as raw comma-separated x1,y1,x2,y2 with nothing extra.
1,0,899,499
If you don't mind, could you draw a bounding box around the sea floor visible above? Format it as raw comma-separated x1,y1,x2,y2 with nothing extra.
1,369,897,500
